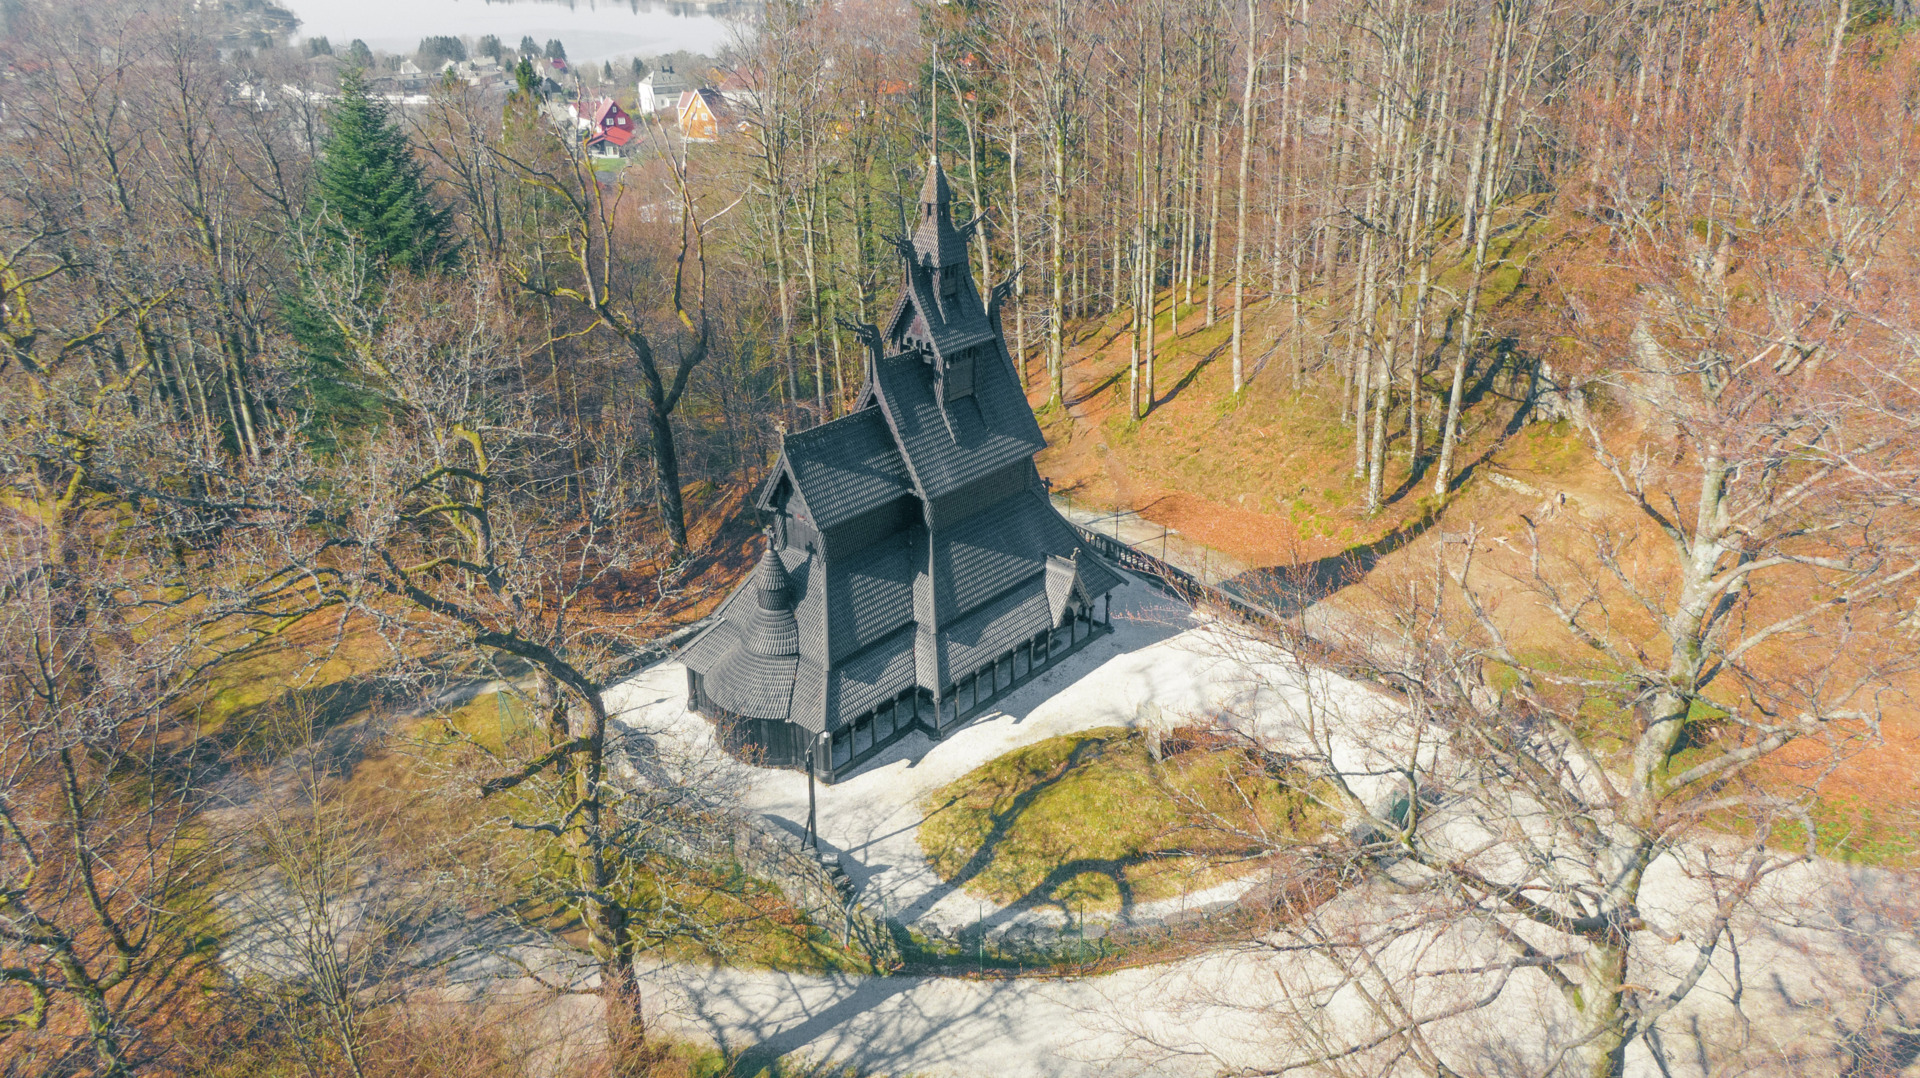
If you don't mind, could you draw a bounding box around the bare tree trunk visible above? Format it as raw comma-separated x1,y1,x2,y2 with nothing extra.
1283,20,1304,388
1144,36,1168,411
800,179,827,418
1050,90,1069,407
1010,126,1029,387
953,71,994,289
1433,4,1514,498
1347,228,1375,468
1205,98,1224,327
1230,0,1260,393
770,188,799,406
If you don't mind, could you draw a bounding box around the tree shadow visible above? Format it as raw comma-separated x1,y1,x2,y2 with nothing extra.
1149,339,1230,412
1437,338,1539,497
911,734,1263,929
904,738,1106,922
698,973,923,1076
1066,365,1125,410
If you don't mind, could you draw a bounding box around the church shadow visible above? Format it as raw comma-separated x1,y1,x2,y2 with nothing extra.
1220,498,1445,615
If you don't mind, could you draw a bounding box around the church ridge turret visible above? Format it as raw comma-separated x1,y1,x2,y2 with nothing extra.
911,155,972,271
917,154,954,215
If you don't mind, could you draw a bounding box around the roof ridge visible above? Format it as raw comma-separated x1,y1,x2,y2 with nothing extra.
785,406,883,444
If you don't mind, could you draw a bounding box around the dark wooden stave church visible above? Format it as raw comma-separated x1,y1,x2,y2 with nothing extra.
678,159,1123,782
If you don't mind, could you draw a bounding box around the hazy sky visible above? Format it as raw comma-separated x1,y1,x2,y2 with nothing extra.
281,0,738,64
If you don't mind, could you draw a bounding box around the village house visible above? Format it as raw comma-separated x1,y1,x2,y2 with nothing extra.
678,160,1122,783
638,66,690,112
676,87,735,142
445,56,504,88
303,51,341,88
573,96,637,155
393,58,431,93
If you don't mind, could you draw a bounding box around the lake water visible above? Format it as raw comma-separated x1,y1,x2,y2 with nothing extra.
280,0,744,65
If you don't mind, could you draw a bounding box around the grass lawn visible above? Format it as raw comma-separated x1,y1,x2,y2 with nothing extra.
918,727,1330,915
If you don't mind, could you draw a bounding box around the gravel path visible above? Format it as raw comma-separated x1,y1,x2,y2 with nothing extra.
605,579,1401,937
632,850,1913,1078
606,582,1917,1077
213,576,1919,1078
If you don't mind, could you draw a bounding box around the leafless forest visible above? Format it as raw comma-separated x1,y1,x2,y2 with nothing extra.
3,0,1920,1075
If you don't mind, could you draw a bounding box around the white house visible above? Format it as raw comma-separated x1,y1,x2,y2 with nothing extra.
638,66,690,113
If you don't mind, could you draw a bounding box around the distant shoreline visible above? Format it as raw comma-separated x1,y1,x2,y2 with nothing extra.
281,0,747,64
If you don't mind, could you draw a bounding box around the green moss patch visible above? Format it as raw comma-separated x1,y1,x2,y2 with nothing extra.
917,727,1330,914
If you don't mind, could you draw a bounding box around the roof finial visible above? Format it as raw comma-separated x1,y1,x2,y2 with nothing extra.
929,40,939,162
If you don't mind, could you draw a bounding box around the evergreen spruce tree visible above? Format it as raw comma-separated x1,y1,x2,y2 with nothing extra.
285,67,456,437
309,67,454,274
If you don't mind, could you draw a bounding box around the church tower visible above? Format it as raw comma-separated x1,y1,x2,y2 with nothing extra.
888,156,992,404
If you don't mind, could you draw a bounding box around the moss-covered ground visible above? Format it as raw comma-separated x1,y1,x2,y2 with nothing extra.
917,727,1330,916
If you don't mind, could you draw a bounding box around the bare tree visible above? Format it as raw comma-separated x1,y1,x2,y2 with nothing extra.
492,113,715,555
1127,29,1920,1062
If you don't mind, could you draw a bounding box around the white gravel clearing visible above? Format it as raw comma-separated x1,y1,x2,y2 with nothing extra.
606,578,1401,935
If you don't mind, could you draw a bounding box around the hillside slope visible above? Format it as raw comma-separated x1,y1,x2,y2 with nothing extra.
1024,216,1920,864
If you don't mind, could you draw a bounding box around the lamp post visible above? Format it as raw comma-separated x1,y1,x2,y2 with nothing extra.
804,730,829,851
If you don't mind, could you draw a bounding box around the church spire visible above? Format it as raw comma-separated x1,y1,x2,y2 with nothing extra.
911,155,969,269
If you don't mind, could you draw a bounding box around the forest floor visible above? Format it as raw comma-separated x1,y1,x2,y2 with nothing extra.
1023,281,1920,867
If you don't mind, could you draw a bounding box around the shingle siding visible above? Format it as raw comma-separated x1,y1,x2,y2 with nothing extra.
825,623,920,723
772,407,912,529
933,491,1054,619
937,580,1054,684
826,495,920,556
927,459,1035,530
871,350,1046,503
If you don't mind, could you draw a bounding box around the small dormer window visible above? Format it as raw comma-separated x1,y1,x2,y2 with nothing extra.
940,272,959,300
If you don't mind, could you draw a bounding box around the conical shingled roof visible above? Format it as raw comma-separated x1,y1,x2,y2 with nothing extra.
918,156,953,206
678,539,802,721
742,544,799,657
912,156,971,269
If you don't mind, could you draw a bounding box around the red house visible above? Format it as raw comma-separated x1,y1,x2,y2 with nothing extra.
574,96,637,155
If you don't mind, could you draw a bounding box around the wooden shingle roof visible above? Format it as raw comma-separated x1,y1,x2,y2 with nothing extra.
911,157,973,270
869,345,1045,502
684,160,1124,744
759,407,911,528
